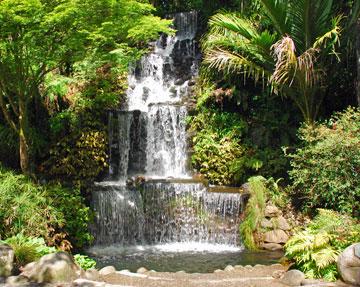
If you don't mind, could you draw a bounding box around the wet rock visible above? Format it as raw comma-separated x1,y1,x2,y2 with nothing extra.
5,275,29,286
274,216,291,231
264,229,289,244
84,269,100,281
0,244,14,277
280,270,305,286
224,265,234,272
22,252,78,283
265,205,282,218
136,267,148,274
261,218,273,229
261,243,283,251
337,243,360,286
188,79,196,86
99,266,116,276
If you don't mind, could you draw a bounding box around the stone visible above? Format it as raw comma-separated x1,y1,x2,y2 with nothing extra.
22,252,78,284
265,205,282,218
273,216,291,231
84,269,100,281
337,243,360,286
136,267,148,274
0,244,14,277
280,270,306,286
99,266,116,276
272,270,285,279
261,218,273,229
301,278,321,285
261,243,283,251
214,269,223,273
224,265,234,272
264,229,289,244
176,270,186,274
5,275,29,286
73,278,106,287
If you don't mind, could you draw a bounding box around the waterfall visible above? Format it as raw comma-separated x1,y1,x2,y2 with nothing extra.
92,12,246,248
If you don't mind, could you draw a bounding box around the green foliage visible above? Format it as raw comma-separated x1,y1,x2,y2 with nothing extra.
288,107,360,216
46,129,108,184
3,234,56,269
239,176,267,250
285,209,360,281
0,165,92,249
74,254,97,270
190,109,251,185
201,0,344,123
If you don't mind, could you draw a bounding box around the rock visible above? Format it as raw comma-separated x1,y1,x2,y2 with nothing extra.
73,278,106,287
245,265,252,268
261,218,273,229
22,252,78,283
280,270,306,286
214,269,223,273
264,229,289,244
273,216,291,231
188,79,196,86
224,265,234,272
261,243,283,251
337,243,360,286
176,270,186,274
5,275,29,286
272,270,286,279
301,278,321,285
83,269,100,281
265,205,282,218
0,244,14,277
99,266,116,276
136,267,148,274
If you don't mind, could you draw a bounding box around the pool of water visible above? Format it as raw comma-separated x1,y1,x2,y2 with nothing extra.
87,242,283,273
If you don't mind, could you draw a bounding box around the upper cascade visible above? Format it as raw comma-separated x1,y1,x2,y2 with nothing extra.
107,11,200,181
126,11,199,112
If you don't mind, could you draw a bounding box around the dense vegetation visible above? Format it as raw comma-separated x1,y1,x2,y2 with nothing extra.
0,0,359,281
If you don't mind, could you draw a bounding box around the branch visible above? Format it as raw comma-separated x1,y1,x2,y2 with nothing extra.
0,91,18,133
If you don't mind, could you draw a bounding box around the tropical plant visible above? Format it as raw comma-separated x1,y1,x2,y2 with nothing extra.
202,0,344,123
285,209,360,281
239,176,267,250
74,254,97,270
287,107,360,216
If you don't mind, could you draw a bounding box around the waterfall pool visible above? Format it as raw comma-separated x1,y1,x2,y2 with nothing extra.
87,243,283,273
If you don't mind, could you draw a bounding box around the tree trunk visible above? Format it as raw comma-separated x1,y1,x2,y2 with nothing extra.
357,18,360,107
18,96,30,174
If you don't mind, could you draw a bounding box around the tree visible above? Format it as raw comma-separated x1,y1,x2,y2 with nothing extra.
202,0,343,123
0,0,172,174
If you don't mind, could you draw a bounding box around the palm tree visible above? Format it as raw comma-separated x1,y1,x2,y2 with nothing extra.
202,0,342,123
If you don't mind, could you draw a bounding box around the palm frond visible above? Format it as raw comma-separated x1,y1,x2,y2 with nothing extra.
260,0,289,35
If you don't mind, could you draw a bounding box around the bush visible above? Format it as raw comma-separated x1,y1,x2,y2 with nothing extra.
239,176,267,250
74,254,97,270
0,166,92,249
288,107,360,216
2,234,56,270
285,209,360,281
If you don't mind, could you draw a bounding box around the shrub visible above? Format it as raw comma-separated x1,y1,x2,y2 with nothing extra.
3,234,56,270
285,209,360,281
288,107,360,216
74,254,97,270
0,166,92,249
239,176,267,250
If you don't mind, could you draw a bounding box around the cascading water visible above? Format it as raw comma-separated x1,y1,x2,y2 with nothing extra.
90,12,257,272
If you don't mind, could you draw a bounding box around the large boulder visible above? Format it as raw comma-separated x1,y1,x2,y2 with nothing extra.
265,205,282,218
22,252,79,283
337,243,360,286
263,229,289,244
0,244,14,277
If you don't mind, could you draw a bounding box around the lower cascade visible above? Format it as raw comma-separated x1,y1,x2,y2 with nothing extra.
90,11,248,271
